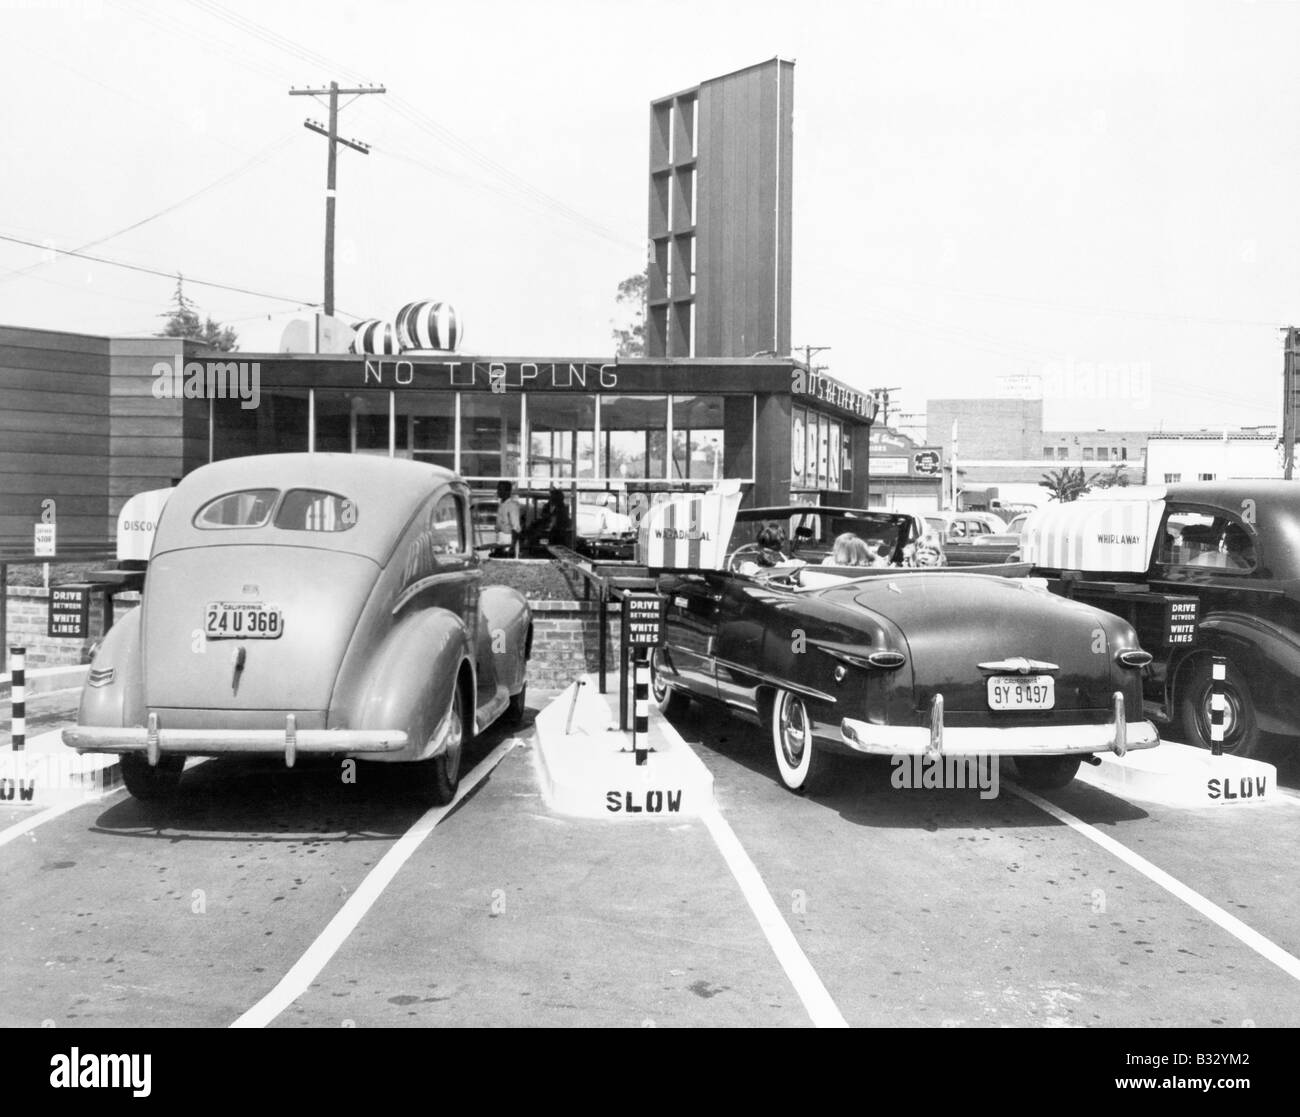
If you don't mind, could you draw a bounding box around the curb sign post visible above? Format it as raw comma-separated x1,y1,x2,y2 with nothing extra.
9,646,25,751
623,593,664,765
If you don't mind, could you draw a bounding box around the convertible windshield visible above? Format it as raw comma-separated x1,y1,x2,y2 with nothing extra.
727,510,914,564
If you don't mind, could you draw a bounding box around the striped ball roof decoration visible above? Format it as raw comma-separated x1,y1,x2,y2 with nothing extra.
394,300,462,352
350,319,400,355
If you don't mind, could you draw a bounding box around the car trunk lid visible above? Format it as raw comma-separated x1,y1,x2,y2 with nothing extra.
143,545,378,715
848,574,1115,715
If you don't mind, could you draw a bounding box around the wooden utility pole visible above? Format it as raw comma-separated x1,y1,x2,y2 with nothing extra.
1284,327,1300,480
799,344,830,373
290,81,385,316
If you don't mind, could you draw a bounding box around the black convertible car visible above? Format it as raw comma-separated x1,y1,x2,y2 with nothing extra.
645,502,1160,794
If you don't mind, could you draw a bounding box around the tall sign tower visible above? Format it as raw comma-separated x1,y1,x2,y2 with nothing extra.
1283,327,1300,479
646,59,794,358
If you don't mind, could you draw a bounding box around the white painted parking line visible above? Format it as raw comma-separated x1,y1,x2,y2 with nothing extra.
0,753,212,847
0,788,116,849
230,738,520,1029
1009,782,1300,984
700,805,848,1028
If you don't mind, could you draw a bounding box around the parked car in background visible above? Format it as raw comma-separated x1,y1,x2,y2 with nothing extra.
574,502,636,561
643,494,1158,795
64,454,532,804
944,512,1030,567
924,510,1009,543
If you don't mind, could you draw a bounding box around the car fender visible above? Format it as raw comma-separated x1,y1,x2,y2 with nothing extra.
477,584,531,696
340,607,473,762
77,607,144,728
1169,610,1300,735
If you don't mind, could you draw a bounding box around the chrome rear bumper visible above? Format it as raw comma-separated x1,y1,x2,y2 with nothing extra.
63,712,408,768
841,690,1158,758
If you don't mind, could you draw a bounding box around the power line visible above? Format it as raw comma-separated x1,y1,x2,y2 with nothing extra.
0,132,299,288
182,0,639,251
0,232,336,310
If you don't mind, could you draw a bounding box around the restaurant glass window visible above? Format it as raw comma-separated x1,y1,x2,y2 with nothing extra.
352,392,395,456
396,392,453,469
313,389,357,453
791,406,807,486
806,411,820,487
826,419,842,489
840,426,853,493
527,395,595,481
601,395,668,480
212,389,309,461
460,394,522,481
671,395,724,482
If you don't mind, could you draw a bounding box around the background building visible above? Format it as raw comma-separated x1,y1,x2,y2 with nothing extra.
647,58,795,358
0,325,194,553
926,396,1150,493
0,326,883,547
1146,429,1282,483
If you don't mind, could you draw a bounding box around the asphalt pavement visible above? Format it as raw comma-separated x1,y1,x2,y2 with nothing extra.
2,686,1299,1029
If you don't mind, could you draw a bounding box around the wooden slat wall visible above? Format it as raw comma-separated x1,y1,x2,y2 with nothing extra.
695,59,794,359
0,326,112,547
107,338,190,519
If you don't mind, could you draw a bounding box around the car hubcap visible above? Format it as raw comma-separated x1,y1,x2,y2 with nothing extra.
780,696,808,768
652,651,668,702
445,695,463,782
1203,687,1241,747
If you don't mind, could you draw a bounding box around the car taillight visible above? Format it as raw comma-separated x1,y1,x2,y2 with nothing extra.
1117,649,1152,668
88,666,114,688
867,650,906,670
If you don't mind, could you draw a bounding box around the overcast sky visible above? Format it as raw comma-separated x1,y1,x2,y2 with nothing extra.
3,0,1297,433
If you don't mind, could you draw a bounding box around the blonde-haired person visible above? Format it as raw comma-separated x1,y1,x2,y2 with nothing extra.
823,532,874,566
907,532,946,567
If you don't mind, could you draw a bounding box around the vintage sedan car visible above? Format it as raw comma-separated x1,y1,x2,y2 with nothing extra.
645,498,1159,794
574,502,637,561
63,453,532,804
944,512,1030,566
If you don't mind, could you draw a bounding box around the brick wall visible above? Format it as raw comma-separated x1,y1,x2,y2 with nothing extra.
525,600,621,692
2,587,139,668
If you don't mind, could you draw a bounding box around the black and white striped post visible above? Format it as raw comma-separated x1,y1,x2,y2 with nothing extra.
1209,655,1226,757
9,646,25,752
632,648,650,765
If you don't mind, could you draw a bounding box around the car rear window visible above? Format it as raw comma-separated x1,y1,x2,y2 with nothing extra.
194,488,357,532
274,489,357,532
194,489,279,528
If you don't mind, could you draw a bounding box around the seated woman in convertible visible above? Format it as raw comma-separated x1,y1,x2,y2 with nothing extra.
822,532,891,568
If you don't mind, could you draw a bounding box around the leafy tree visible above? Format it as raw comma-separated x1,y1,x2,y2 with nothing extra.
1091,463,1130,489
611,270,646,356
1039,466,1092,503
157,276,238,351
